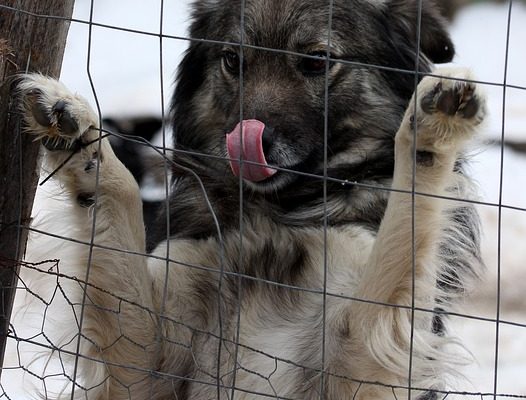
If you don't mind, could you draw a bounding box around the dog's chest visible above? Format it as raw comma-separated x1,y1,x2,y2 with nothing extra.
165,223,375,398
223,226,374,397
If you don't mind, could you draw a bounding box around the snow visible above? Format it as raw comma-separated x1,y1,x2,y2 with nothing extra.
446,4,526,397
60,0,189,116
3,1,526,398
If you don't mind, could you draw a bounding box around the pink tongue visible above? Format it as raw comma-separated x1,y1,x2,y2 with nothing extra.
226,119,277,182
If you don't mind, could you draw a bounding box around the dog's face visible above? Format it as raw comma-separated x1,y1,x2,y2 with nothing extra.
172,0,454,193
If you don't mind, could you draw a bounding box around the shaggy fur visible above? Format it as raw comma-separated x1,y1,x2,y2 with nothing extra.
17,0,485,399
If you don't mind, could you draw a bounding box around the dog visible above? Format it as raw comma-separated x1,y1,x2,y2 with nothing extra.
17,0,486,398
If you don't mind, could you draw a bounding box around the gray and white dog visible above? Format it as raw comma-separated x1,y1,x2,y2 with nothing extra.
18,0,485,398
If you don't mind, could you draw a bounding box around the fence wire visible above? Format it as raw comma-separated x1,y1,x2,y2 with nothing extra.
1,0,525,399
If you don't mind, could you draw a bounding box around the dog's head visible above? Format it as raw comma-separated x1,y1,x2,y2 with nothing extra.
171,0,454,193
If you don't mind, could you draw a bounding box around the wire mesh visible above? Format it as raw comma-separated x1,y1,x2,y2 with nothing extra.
1,0,525,399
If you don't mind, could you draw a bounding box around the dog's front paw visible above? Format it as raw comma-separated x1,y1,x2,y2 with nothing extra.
403,68,486,155
19,74,98,150
421,73,481,120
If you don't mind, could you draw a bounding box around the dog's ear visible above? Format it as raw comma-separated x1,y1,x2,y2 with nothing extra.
387,0,455,64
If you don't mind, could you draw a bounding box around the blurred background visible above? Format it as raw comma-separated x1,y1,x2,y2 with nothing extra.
2,0,525,398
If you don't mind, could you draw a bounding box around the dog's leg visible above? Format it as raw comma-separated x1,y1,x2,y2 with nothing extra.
19,75,160,399
353,68,485,393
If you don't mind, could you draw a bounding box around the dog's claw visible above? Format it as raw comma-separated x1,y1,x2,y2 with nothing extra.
25,90,81,150
457,94,479,119
54,100,79,135
26,89,80,137
421,79,480,119
53,99,67,113
436,89,461,116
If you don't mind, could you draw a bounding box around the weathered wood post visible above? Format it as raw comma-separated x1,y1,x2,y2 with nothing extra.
0,0,75,374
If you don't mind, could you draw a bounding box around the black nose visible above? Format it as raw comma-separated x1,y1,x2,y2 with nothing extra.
262,124,274,155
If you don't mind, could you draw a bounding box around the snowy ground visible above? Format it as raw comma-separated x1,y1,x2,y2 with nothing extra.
2,0,525,398
448,3,526,397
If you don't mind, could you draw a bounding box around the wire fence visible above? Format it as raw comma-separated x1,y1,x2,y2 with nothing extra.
1,0,525,399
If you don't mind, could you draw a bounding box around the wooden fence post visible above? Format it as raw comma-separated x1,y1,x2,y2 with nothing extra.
0,0,75,374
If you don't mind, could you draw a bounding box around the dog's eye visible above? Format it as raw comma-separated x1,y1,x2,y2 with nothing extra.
300,52,333,76
222,50,241,74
